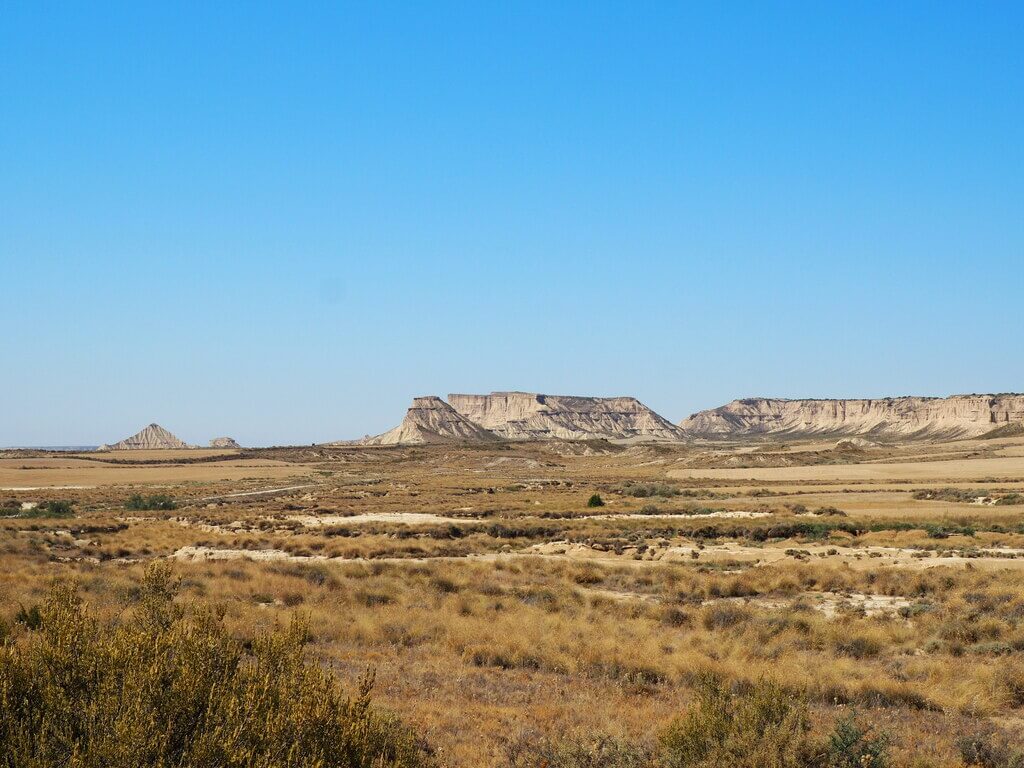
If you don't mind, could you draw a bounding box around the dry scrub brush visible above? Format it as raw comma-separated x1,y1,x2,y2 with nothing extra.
0,561,433,768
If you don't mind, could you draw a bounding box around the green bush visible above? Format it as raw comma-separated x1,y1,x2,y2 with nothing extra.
16,500,75,518
660,678,814,768
125,493,178,511
825,715,888,768
924,522,976,539
13,604,42,630
587,494,605,508
0,563,432,768
613,482,680,499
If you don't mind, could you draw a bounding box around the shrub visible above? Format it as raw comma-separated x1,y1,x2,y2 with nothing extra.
587,494,605,508
812,506,847,517
924,522,976,539
834,631,884,660
502,730,651,768
17,500,74,518
613,482,680,499
660,677,814,768
824,715,889,768
996,494,1024,506
958,729,1024,768
701,604,751,631
0,563,433,767
125,493,178,511
14,604,42,630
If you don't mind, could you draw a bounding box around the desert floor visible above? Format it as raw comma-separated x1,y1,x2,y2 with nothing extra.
4,435,1024,765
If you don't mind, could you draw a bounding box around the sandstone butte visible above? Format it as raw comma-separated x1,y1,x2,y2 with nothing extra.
360,391,686,445
678,394,1024,440
358,392,1024,445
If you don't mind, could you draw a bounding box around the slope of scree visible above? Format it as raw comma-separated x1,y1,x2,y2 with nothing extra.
447,392,687,442
362,397,499,445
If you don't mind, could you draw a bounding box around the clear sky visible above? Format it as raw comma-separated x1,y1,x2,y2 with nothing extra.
2,2,1022,447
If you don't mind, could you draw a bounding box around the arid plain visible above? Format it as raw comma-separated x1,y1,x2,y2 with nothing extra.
5,428,1024,766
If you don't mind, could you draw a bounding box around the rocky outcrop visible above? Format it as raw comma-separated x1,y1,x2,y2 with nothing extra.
680,395,1024,440
835,437,878,450
448,392,687,442
363,397,499,445
101,424,192,450
209,437,241,449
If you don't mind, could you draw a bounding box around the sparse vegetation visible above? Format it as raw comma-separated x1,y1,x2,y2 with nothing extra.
660,678,813,767
913,488,1024,505
0,564,432,768
3,436,1024,765
125,492,178,510
587,493,606,508
16,499,74,518
613,481,680,498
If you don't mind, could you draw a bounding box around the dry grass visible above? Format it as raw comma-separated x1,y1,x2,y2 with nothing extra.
4,436,1024,765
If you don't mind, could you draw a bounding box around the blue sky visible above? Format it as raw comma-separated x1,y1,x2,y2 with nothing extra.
2,2,1022,446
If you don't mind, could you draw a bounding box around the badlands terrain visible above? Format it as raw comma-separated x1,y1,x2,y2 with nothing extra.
358,391,1024,445
4,395,1024,766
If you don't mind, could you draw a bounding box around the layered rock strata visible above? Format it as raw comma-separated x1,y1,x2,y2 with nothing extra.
680,395,1024,439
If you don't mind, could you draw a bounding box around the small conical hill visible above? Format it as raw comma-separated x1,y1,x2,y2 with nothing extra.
102,424,191,450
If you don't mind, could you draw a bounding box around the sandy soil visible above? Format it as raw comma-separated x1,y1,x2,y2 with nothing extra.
704,591,914,617
289,512,471,526
78,449,240,460
669,455,1024,482
585,510,771,520
527,540,1024,571
0,458,314,488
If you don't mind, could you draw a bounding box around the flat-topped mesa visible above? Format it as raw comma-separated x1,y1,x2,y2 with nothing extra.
101,423,192,450
363,396,499,445
680,394,1024,440
209,437,241,449
448,391,686,442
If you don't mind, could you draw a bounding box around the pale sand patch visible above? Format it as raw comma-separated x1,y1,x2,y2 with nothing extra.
586,510,771,520
705,592,913,617
171,546,324,562
580,587,912,616
526,540,1024,571
168,546,500,564
290,512,471,526
200,484,318,501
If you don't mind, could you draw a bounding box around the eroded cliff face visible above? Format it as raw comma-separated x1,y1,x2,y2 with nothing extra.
448,392,686,442
363,397,499,445
679,395,1024,439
